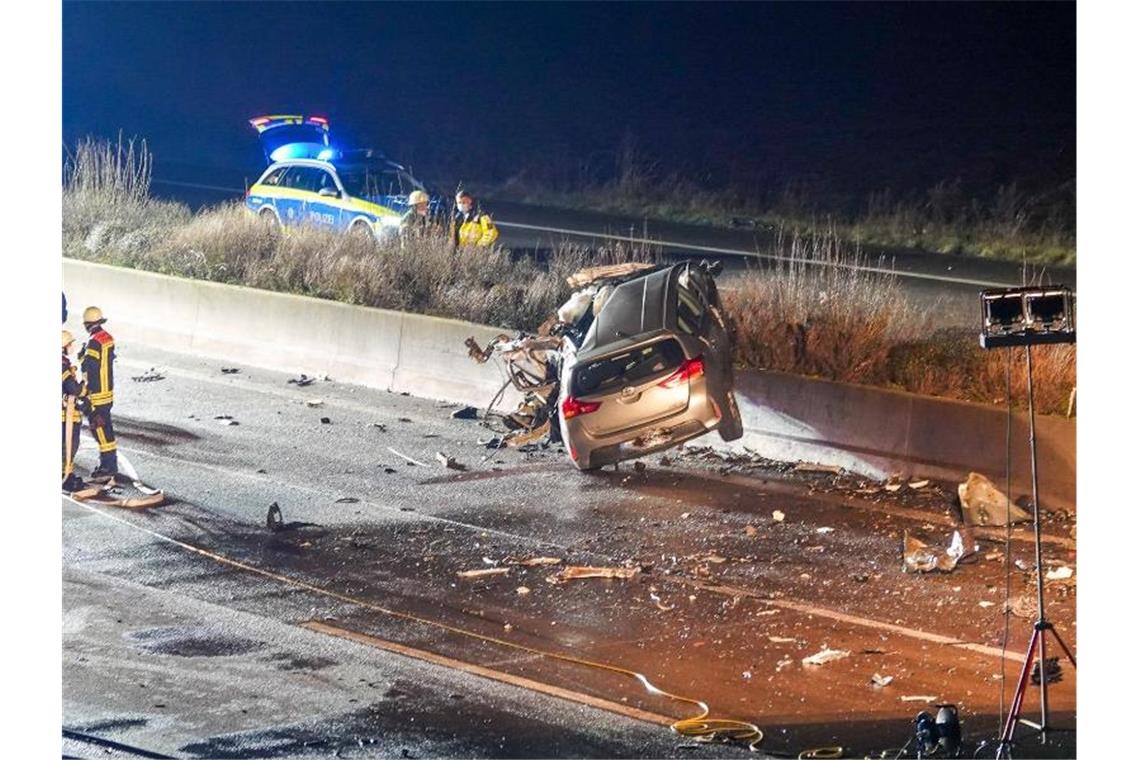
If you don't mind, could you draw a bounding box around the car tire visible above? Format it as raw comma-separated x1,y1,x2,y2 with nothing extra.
718,392,744,442
259,208,281,234
349,222,378,244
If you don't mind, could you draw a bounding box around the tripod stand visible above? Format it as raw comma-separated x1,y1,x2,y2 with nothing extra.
995,344,1076,754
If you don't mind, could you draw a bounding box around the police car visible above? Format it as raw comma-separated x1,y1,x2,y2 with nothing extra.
244,115,440,239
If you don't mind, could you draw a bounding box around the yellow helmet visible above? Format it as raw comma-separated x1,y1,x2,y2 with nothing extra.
62,330,75,350
407,190,430,206
83,305,105,324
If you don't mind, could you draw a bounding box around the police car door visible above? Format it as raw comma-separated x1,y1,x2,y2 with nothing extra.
308,167,343,230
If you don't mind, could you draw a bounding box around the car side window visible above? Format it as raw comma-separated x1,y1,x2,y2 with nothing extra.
315,170,338,193
286,167,320,193
261,167,286,187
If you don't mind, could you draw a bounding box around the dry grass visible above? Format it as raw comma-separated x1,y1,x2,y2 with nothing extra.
62,137,1075,413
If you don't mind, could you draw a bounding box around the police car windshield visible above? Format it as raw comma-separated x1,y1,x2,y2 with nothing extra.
336,164,425,199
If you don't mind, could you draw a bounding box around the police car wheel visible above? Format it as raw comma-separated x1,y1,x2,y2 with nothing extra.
349,223,377,243
259,209,281,233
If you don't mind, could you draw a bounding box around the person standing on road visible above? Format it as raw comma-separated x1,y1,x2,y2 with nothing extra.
80,306,120,482
62,330,87,491
400,189,434,242
451,191,499,248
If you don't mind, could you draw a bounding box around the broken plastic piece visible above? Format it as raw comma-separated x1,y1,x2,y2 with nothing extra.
1045,566,1073,581
288,374,315,387
435,452,466,470
903,531,970,573
450,406,479,420
802,647,851,666
958,472,1032,526
548,566,640,583
456,568,510,579
772,510,786,522
871,673,894,688
221,367,240,374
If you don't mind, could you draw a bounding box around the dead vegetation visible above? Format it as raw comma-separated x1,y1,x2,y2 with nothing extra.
62,137,1075,413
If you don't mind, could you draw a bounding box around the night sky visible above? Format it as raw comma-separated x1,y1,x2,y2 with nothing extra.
63,1,1074,201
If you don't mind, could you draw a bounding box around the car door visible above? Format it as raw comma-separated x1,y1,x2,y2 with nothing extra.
307,167,344,230
676,266,733,407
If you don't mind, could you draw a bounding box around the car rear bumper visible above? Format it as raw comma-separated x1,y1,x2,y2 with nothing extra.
566,402,720,470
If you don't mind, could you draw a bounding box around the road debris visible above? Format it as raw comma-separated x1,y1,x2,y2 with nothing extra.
266,502,283,532
320,417,331,424
372,423,387,432
456,568,510,579
387,447,430,467
802,646,851,666
435,452,467,471
1045,566,1073,581
884,482,903,493
902,530,972,573
772,510,786,522
816,526,834,534
744,525,759,537
978,601,996,608
1032,657,1062,685
871,673,894,688
768,636,797,644
776,657,795,671
793,462,842,475
514,557,563,567
547,566,640,583
288,374,315,387
335,497,360,504
221,367,240,374
901,695,938,703
450,406,479,420
306,399,325,408
958,472,1032,525
908,479,930,489
515,586,531,595
650,592,674,611
131,368,165,382
214,415,239,426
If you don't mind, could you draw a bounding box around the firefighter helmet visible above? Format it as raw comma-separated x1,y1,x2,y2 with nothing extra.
407,190,430,206
83,306,106,325
62,330,75,349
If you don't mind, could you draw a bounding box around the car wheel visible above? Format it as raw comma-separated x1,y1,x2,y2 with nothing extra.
259,209,281,234
718,392,744,442
349,222,377,244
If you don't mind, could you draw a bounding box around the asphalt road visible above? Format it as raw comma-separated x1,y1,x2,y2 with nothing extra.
63,344,1077,758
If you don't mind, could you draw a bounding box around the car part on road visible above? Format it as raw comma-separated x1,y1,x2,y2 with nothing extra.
387,447,429,467
547,566,640,583
902,530,972,574
958,472,1032,526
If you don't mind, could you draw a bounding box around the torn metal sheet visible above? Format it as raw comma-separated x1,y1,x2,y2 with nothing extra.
902,530,972,573
565,262,656,289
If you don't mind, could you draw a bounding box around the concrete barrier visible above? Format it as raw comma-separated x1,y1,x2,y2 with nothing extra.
63,259,1075,512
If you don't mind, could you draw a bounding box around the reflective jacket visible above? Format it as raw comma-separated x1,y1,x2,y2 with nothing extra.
81,328,115,408
452,208,499,247
62,353,85,422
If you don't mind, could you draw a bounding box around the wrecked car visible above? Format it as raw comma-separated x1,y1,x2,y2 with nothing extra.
467,260,743,470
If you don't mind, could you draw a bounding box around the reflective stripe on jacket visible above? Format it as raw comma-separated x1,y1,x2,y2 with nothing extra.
81,329,115,407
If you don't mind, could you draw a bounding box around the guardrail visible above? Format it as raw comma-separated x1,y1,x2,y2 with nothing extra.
63,259,1075,512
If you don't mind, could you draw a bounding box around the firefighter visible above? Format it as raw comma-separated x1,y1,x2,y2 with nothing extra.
80,306,120,481
61,330,86,491
400,189,433,240
451,191,499,248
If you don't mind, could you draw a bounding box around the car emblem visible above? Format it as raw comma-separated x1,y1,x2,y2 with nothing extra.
620,386,636,399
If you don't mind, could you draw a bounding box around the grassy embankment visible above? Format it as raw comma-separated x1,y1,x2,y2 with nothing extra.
63,137,1074,414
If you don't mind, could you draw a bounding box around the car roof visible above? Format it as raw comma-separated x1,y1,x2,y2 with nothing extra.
577,265,678,359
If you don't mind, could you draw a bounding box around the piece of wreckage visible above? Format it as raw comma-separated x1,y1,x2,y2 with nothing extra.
465,260,744,469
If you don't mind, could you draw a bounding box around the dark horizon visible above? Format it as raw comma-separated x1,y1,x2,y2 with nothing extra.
63,1,1075,204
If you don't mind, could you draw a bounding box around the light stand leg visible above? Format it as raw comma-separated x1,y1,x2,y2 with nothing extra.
1024,345,1051,741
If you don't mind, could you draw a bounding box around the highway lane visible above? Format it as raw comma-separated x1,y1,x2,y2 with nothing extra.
63,344,1077,757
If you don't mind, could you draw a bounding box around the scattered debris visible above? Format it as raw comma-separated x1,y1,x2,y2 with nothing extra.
816,526,835,534
335,497,360,504
320,417,331,424
776,657,795,671
978,601,996,608
221,367,240,374
1031,657,1062,685
772,510,786,522
633,461,647,473
398,417,412,423
793,462,842,475
388,447,430,467
958,472,1032,526
266,502,283,532
306,399,325,408
131,368,165,383
548,566,640,583
650,593,674,611
288,374,315,387
744,525,759,537
902,530,972,573
477,436,503,449
908,479,930,490
802,647,851,666
1045,566,1073,581
372,423,387,432
768,636,797,644
456,568,510,579
435,452,466,471
515,557,563,567
515,586,531,596
450,406,479,420
871,673,894,688
901,695,938,703
214,415,239,426
680,512,691,519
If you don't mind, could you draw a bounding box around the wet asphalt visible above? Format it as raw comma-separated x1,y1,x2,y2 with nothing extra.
63,344,1077,758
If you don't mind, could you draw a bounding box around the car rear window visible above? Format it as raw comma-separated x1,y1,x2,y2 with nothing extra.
572,339,685,397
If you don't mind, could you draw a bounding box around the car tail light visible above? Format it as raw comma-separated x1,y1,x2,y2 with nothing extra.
659,356,705,389
562,396,601,420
